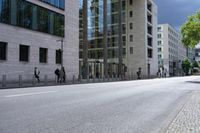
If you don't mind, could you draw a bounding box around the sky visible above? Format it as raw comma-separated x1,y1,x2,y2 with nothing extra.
155,0,200,30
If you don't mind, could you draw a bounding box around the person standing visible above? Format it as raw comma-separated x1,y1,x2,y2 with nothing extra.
137,67,141,79
55,68,60,83
34,67,40,83
60,67,66,83
62,67,66,83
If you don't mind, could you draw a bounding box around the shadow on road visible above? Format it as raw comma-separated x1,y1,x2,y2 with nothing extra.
186,81,200,84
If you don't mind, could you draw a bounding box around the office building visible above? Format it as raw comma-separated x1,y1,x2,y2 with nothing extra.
0,0,79,81
157,24,187,76
79,0,158,78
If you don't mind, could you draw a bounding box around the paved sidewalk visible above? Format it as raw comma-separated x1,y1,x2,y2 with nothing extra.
165,92,200,133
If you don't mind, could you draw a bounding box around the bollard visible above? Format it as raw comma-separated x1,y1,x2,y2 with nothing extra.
44,75,47,85
73,75,75,84
19,75,22,87
64,75,67,83
93,76,95,83
78,75,81,83
87,75,89,83
32,75,36,86
103,75,105,82
2,75,6,88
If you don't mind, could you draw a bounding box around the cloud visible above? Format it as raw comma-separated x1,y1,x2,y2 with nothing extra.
155,0,200,29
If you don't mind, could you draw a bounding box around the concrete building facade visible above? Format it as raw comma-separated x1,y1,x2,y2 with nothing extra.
0,0,79,81
79,0,158,78
157,24,187,76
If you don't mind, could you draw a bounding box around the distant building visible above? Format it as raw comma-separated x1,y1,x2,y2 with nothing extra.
0,0,79,81
79,0,158,78
195,44,200,62
186,48,195,63
157,24,187,76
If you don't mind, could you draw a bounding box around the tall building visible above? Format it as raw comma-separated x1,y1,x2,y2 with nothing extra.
0,0,79,81
157,24,187,76
79,0,158,78
195,44,200,62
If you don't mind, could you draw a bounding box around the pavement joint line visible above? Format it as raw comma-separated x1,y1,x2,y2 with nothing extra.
4,91,58,98
153,91,193,133
165,91,200,133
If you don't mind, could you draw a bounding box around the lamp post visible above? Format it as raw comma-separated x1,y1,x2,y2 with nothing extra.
147,58,150,78
57,25,64,68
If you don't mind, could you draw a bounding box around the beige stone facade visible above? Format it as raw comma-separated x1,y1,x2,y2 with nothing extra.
157,24,187,76
126,0,158,77
0,0,79,81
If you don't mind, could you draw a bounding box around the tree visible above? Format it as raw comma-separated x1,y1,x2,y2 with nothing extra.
192,61,199,68
182,58,191,75
181,10,200,47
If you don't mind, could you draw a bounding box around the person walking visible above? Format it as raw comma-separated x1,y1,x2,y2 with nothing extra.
60,67,65,83
137,67,141,79
62,67,66,83
34,67,40,83
55,68,60,83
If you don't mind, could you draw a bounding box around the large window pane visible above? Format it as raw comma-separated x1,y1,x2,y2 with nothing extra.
56,49,61,64
17,1,32,29
0,0,64,37
0,41,7,60
39,0,65,10
0,0,10,23
39,47,48,63
19,44,29,62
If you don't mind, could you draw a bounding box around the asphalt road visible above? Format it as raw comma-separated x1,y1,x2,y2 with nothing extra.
0,76,200,133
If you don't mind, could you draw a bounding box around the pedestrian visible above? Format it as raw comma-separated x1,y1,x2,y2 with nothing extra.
60,67,65,83
164,68,167,78
54,68,60,83
34,67,40,83
62,67,66,82
137,67,141,79
157,69,161,78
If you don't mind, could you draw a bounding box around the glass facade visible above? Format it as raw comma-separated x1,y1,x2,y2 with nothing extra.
39,0,65,10
0,0,64,36
79,0,126,78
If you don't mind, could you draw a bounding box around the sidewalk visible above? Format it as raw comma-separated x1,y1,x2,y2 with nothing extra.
165,92,200,133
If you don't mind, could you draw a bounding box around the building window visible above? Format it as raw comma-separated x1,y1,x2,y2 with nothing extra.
0,42,7,60
129,11,133,17
19,45,29,62
130,35,133,42
157,27,161,32
130,23,133,30
158,41,162,45
0,0,64,37
130,47,133,54
56,49,61,64
158,54,162,59
157,34,162,38
129,0,133,5
158,48,162,52
148,48,153,58
148,26,152,35
39,48,48,63
148,37,152,47
39,0,65,10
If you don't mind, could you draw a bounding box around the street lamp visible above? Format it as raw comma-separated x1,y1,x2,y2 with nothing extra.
147,58,150,78
57,25,64,68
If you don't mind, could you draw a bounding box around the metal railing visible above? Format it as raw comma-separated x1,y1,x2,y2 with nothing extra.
0,74,157,89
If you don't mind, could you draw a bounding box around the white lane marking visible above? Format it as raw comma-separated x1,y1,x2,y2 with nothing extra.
5,91,58,98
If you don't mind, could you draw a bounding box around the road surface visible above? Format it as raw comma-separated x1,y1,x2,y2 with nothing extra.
0,76,200,133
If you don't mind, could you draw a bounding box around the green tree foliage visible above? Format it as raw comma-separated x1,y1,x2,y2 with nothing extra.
182,58,191,75
192,61,199,68
181,10,200,47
